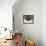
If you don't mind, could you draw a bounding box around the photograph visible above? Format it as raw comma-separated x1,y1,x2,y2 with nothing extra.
23,15,34,24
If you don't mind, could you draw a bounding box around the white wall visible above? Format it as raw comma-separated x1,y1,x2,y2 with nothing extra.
0,0,16,30
13,0,41,46
41,0,46,46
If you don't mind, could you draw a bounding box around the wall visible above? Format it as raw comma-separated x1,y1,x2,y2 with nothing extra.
13,0,41,46
41,0,46,46
0,0,16,30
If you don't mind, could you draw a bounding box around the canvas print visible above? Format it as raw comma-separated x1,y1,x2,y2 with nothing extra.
23,15,34,24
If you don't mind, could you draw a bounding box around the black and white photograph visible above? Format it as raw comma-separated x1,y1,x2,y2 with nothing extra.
23,15,34,24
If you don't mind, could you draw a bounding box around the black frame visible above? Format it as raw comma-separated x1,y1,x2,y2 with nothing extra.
23,15,34,24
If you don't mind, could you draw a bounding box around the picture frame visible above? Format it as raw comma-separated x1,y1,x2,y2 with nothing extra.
23,15,34,24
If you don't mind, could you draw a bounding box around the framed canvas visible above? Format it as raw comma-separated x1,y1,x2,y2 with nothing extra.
23,15,34,24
